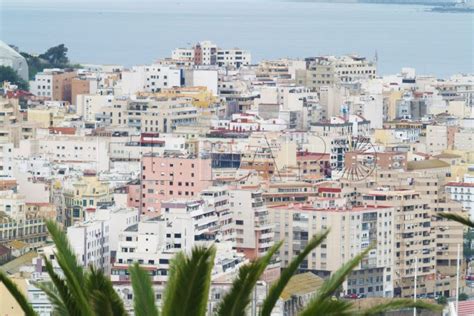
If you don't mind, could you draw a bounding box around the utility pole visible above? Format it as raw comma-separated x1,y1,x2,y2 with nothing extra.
456,243,461,316
414,257,417,316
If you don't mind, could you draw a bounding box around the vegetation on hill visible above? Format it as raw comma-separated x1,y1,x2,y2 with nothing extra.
17,44,80,80
0,65,29,90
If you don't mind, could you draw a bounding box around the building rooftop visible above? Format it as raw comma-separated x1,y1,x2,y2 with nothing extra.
433,153,462,159
280,272,324,301
0,251,37,274
407,159,450,170
446,182,474,188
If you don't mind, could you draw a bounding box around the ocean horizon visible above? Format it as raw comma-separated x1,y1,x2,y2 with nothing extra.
1,0,473,77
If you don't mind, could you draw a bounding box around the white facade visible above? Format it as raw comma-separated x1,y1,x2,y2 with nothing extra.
188,69,218,95
30,72,54,97
445,182,474,218
217,48,251,68
171,48,194,62
229,189,274,257
17,136,110,172
0,142,14,177
76,94,114,122
67,218,111,272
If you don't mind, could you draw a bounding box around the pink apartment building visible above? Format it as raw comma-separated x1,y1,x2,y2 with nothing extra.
128,154,212,215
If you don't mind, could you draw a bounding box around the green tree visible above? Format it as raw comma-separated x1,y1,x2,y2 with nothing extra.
436,296,447,305
38,44,69,67
458,293,468,301
0,221,441,316
0,65,29,90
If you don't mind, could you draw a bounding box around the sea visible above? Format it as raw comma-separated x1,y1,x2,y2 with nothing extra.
0,0,473,77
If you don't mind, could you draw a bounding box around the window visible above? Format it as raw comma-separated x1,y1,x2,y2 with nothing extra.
236,220,244,225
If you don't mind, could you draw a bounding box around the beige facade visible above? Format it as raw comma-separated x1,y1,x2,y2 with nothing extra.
270,203,395,297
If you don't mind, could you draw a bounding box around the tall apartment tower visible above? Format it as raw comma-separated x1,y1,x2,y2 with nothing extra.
363,189,435,298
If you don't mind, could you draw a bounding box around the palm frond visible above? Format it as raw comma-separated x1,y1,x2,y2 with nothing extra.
40,255,80,316
161,246,216,316
260,230,330,316
86,266,127,316
45,220,93,316
33,281,69,316
299,246,372,315
129,263,159,316
0,271,38,316
356,298,442,315
299,297,353,316
216,240,283,316
438,212,474,228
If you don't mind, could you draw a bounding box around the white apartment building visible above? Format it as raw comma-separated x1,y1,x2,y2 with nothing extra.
197,40,218,65
172,41,251,68
17,135,110,172
229,189,274,260
269,203,395,297
30,71,54,97
217,48,251,68
445,181,474,218
76,94,114,122
201,187,234,242
0,142,14,177
86,206,140,254
100,98,198,133
112,198,243,283
119,65,182,95
171,47,194,62
67,218,111,272
143,65,182,93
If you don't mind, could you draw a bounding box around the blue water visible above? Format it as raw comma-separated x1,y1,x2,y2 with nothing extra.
1,0,473,77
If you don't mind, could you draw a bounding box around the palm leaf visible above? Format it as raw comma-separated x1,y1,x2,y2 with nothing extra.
39,255,80,315
162,246,216,316
45,220,93,316
438,212,474,228
34,281,69,316
260,230,330,316
86,266,127,316
0,271,38,316
216,240,283,316
300,298,353,316
129,263,159,316
299,246,372,316
356,299,442,315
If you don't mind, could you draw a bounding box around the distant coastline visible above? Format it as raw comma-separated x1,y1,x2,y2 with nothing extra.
288,0,474,11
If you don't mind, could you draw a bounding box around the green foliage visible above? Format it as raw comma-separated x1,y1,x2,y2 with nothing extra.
0,65,29,90
260,230,330,316
437,296,448,305
356,299,442,315
438,212,474,228
216,241,283,316
38,44,69,66
0,222,441,316
129,263,159,316
86,267,127,316
162,246,216,316
18,44,76,80
458,292,468,301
